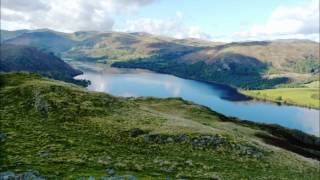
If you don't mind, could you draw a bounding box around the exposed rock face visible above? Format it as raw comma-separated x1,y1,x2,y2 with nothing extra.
137,133,264,158
129,128,147,138
0,171,45,180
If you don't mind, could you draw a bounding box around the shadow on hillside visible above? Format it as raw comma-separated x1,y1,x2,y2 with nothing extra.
255,132,320,160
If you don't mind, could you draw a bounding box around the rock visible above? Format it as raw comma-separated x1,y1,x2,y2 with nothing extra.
166,137,174,143
232,144,263,158
106,167,116,176
114,176,125,180
186,160,193,166
144,134,189,144
39,151,49,158
0,171,15,180
191,139,200,146
129,128,146,137
88,176,95,180
191,135,228,148
127,175,137,180
16,171,45,180
175,134,189,142
0,133,7,141
0,171,45,180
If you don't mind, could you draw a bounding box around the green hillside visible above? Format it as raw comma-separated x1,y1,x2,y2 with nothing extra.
0,73,319,179
111,40,319,89
242,80,320,109
111,54,290,89
0,44,88,86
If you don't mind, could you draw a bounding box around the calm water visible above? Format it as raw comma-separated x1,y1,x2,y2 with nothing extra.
74,63,320,136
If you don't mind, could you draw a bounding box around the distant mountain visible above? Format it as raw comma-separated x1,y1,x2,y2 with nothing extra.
112,39,319,89
179,40,319,72
0,44,87,85
63,31,209,61
2,30,77,55
1,29,219,61
2,29,319,89
0,29,30,42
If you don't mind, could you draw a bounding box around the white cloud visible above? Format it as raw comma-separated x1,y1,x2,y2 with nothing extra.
1,0,318,42
228,0,320,42
2,0,50,12
118,17,212,39
1,0,156,32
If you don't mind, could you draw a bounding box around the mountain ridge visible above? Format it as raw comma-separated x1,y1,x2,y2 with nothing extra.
1,29,319,89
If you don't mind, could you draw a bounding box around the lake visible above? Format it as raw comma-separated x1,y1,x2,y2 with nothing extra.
74,62,319,136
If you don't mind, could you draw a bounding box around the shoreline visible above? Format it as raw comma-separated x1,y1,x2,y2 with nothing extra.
69,60,319,110
241,90,320,110
108,61,319,110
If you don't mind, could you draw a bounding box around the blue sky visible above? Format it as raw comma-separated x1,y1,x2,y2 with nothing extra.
1,0,319,41
133,0,303,37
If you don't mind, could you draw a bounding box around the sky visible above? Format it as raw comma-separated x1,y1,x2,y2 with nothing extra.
1,0,319,42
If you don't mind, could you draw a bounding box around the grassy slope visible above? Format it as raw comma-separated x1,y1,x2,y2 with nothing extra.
0,73,319,179
242,81,320,109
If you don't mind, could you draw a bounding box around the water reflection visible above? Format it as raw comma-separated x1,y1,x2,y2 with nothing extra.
75,64,319,136
298,111,320,136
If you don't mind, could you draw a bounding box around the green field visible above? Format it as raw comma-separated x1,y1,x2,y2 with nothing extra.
242,83,319,109
1,72,319,179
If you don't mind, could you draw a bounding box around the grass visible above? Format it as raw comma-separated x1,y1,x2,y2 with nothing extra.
242,84,319,109
305,81,320,88
0,72,319,179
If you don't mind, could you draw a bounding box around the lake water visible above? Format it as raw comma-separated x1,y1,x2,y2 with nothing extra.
74,63,319,136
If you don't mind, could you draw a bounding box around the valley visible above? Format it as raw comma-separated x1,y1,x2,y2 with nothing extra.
2,28,318,91
2,0,320,178
0,28,319,179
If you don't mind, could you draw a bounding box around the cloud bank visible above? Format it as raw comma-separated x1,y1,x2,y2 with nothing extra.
228,0,319,42
1,0,319,42
1,0,156,32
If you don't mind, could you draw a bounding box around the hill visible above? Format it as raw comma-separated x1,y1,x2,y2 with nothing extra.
1,30,211,61
2,29,319,89
0,29,30,42
0,44,87,86
112,40,319,89
179,40,319,73
0,72,319,179
63,31,206,62
2,30,77,55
